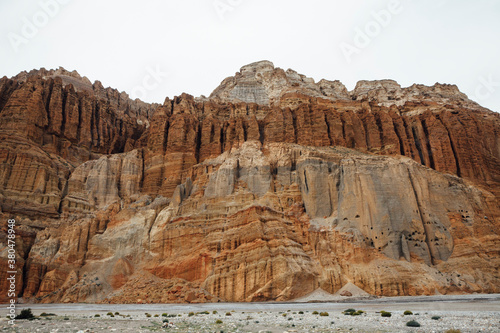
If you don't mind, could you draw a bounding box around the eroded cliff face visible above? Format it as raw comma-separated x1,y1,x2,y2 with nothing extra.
0,63,499,303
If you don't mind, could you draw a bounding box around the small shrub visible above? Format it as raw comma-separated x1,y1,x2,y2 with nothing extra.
406,320,421,327
445,330,461,333
199,311,209,315
319,312,329,317
154,314,159,317
114,312,119,315
110,314,115,318
188,312,195,317
344,308,356,313
381,311,392,317
298,311,304,314
63,317,69,320
225,312,232,316
282,313,287,317
162,313,168,317
213,310,217,314
162,319,169,323
107,312,113,316
432,316,441,320
15,309,35,320
94,314,100,317
40,313,56,317
145,313,151,318
216,319,223,324
404,310,413,315
312,311,319,315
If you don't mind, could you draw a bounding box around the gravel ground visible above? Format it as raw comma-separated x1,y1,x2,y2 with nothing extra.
2,294,499,333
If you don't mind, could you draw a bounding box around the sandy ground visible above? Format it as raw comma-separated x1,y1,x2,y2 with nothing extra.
2,294,500,332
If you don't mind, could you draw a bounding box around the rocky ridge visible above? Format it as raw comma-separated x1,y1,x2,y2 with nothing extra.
0,62,499,304
209,60,487,112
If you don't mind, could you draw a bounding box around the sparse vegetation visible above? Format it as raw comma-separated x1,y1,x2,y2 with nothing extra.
188,312,195,317
319,312,329,317
225,312,232,316
381,311,392,317
343,309,364,316
312,311,319,315
406,320,421,327
15,309,35,320
432,316,441,320
63,317,69,320
94,314,100,317
145,313,151,318
162,313,168,317
107,312,113,316
404,310,413,315
39,313,56,317
445,330,461,333
216,319,223,324
154,314,159,317
298,311,304,314
114,312,119,315
213,310,217,314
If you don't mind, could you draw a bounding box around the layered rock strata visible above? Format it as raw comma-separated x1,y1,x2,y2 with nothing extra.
0,63,499,303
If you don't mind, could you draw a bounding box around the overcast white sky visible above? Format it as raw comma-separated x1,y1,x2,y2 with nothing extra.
0,0,499,111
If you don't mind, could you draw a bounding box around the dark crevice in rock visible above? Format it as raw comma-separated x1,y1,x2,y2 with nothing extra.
436,114,462,177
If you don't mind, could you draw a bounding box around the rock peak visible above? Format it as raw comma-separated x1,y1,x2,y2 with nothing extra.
209,61,484,111
209,61,350,106
239,60,275,74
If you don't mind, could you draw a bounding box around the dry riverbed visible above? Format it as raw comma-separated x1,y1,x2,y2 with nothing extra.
2,294,500,332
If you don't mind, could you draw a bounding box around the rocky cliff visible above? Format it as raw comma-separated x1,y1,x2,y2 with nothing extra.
1,62,499,303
